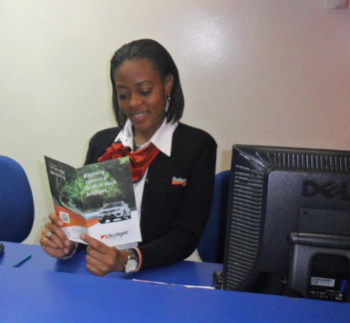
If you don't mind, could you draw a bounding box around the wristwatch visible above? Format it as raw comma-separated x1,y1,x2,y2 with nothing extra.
124,248,139,273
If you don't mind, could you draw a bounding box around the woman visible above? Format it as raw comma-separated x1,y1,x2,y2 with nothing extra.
40,39,217,275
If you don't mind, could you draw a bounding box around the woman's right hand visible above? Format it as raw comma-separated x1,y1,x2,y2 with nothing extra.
40,213,75,258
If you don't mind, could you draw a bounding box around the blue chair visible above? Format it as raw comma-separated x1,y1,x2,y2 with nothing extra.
0,156,34,242
198,170,230,263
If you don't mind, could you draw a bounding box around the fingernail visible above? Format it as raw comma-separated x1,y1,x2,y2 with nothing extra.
80,234,85,239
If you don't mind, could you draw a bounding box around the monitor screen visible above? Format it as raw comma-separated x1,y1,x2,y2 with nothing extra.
222,145,350,301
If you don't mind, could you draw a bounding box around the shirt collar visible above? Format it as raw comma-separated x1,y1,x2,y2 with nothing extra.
115,119,178,157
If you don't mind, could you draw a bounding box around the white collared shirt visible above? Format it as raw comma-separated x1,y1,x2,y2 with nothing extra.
115,118,178,249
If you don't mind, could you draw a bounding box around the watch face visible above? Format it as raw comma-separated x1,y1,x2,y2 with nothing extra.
125,259,138,273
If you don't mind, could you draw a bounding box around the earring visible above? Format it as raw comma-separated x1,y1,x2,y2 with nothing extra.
165,95,171,113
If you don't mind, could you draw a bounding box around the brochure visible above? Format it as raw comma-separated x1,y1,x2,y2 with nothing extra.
44,156,141,247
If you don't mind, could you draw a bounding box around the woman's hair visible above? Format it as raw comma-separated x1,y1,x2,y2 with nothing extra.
110,39,185,127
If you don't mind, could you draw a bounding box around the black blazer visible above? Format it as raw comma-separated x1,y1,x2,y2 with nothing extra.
85,123,217,269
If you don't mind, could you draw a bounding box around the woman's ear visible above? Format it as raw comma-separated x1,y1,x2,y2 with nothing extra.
164,74,174,96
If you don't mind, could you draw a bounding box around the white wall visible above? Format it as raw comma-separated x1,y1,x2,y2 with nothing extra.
0,0,349,247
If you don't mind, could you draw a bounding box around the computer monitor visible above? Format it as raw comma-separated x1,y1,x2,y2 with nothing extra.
222,145,350,302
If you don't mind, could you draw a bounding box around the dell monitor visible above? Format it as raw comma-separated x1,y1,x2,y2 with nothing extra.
222,145,350,302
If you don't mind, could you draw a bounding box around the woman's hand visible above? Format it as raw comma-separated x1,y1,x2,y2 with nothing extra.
80,234,128,276
40,213,75,259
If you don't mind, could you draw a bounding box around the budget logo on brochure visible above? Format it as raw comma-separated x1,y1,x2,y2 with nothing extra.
44,156,142,247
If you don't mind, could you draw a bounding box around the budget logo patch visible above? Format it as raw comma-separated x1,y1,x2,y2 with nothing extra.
172,177,187,186
100,234,108,240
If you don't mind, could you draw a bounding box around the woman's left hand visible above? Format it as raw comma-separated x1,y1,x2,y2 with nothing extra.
80,234,128,276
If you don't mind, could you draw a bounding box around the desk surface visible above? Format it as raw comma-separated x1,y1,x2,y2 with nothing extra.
0,241,220,286
1,266,350,323
1,242,350,323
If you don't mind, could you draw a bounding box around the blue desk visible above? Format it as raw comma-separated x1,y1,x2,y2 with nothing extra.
0,241,220,286
1,242,350,323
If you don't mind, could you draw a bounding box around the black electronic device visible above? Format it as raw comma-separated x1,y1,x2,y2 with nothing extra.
222,145,350,302
0,242,4,256
213,270,223,289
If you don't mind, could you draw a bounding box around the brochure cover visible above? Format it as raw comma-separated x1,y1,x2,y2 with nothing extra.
44,156,142,247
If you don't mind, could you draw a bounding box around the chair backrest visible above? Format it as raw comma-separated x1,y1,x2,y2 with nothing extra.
0,156,34,242
198,170,230,263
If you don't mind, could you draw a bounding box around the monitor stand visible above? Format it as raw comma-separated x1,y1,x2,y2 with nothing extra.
287,232,350,302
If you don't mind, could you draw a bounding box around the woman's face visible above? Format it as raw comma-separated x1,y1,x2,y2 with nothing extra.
114,59,173,141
